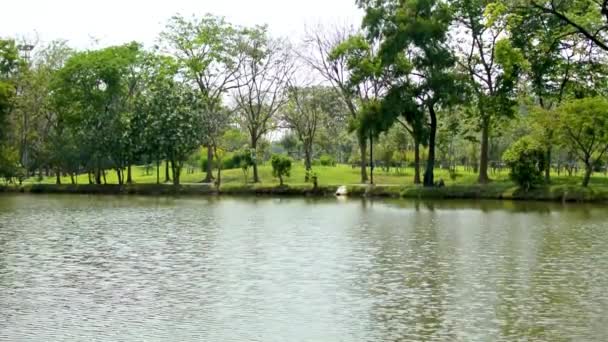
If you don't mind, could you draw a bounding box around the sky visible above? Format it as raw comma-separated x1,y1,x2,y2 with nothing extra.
1,0,363,49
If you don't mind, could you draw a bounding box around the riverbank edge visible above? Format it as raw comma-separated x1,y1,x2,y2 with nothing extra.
0,183,606,203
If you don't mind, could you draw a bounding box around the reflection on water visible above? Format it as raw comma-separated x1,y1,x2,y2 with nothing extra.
0,195,607,341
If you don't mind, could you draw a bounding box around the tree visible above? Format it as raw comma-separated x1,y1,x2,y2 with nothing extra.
52,42,145,184
301,24,371,183
233,27,295,183
522,0,608,52
232,149,254,183
510,3,596,182
329,33,390,184
358,0,463,187
160,14,245,183
283,85,339,181
503,135,546,191
136,56,204,186
13,40,73,180
453,1,526,183
557,97,608,187
271,154,292,186
0,39,19,143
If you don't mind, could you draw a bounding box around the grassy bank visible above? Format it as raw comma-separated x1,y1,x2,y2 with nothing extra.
5,163,608,202
2,180,608,203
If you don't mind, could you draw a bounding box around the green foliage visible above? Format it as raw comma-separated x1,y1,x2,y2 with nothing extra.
503,136,547,191
271,154,292,186
231,149,254,183
319,154,336,167
0,39,20,142
557,97,608,186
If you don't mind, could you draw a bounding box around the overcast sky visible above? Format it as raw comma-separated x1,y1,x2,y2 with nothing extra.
1,0,363,48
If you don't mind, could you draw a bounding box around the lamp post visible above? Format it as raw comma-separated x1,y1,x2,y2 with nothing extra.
17,44,35,175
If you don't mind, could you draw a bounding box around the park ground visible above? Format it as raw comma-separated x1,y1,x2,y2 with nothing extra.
4,163,608,202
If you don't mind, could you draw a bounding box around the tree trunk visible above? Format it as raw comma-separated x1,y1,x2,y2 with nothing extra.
279,175,283,186
171,160,180,186
545,147,551,183
95,168,101,185
204,145,214,183
478,117,490,184
251,138,260,183
358,137,368,184
102,170,107,184
423,105,437,187
127,164,133,184
304,145,312,182
165,161,171,183
583,162,592,187
216,163,222,190
55,168,61,185
414,139,421,185
70,173,75,185
369,132,374,185
116,169,122,185
156,159,160,185
88,171,93,185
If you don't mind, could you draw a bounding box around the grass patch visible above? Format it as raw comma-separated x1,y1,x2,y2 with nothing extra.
9,162,608,202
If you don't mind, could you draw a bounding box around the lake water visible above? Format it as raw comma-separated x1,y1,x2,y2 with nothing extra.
0,195,607,341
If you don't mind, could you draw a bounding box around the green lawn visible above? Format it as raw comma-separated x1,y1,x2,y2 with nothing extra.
25,162,608,191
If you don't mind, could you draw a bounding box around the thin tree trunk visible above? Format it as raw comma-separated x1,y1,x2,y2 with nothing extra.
583,162,592,187
216,151,222,190
165,161,171,183
88,171,93,185
358,137,368,184
56,168,61,185
545,147,551,183
424,106,437,187
102,169,107,184
204,145,214,182
127,164,133,184
156,159,160,185
251,138,260,183
70,173,75,185
414,140,421,185
95,167,101,184
369,132,374,185
116,169,122,185
171,160,181,186
478,117,490,184
304,145,312,182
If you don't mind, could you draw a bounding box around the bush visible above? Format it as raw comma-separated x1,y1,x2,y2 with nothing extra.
232,150,254,183
271,154,292,186
503,136,546,191
319,154,336,167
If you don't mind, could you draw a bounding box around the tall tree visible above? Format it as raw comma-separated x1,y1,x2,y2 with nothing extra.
300,24,371,183
160,14,245,183
358,0,463,187
0,39,20,143
52,42,144,184
329,34,389,184
233,27,295,183
453,1,526,183
557,97,608,187
283,85,342,180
